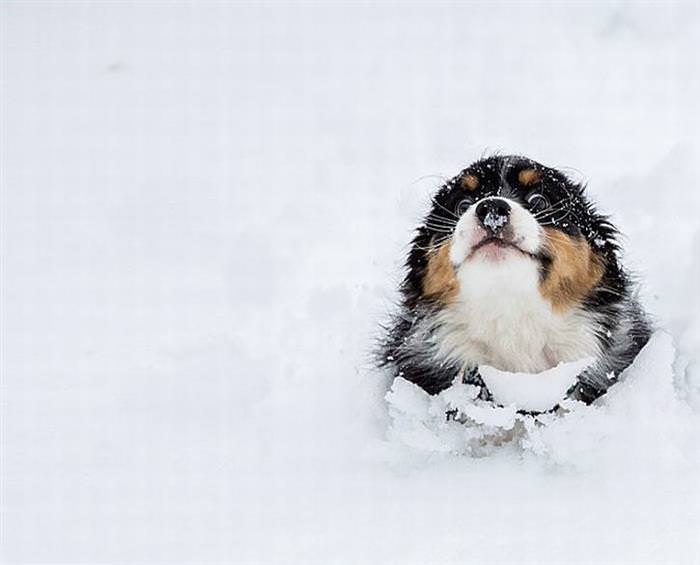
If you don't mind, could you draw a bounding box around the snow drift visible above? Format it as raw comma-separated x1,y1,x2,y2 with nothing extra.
387,333,694,470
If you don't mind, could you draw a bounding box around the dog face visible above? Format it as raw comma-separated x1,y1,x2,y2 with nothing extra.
416,155,618,314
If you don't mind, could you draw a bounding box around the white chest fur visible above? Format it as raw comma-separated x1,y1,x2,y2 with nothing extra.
429,253,601,373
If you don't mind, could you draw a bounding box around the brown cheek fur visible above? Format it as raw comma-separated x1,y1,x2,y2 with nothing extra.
540,227,604,312
423,242,459,303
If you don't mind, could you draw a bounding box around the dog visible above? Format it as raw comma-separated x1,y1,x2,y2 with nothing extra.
380,155,651,405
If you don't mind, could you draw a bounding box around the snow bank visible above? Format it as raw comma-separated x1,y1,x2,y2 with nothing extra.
387,332,696,472
480,357,595,412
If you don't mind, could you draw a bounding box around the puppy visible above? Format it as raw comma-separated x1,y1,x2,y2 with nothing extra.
380,155,651,405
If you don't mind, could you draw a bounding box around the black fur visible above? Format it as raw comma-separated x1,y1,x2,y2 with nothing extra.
379,155,651,405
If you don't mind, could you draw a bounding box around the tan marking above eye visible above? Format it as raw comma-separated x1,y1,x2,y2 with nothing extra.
461,174,479,191
539,228,604,313
518,168,541,186
423,242,459,303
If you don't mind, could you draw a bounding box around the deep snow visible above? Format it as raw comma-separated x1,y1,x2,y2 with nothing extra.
478,357,595,412
2,2,700,564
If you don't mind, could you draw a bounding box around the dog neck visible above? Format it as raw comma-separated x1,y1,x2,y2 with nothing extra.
429,255,601,374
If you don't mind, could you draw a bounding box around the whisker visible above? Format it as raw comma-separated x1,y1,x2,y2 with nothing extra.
423,226,454,235
412,234,453,252
431,199,461,220
424,219,458,231
533,196,577,220
423,217,458,231
412,174,449,184
425,213,457,223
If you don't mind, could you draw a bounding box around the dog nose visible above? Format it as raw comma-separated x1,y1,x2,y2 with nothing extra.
475,198,511,233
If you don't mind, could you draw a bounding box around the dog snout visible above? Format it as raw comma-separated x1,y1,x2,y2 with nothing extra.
475,198,511,234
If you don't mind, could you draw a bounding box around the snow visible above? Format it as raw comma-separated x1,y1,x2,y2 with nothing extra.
387,333,694,470
2,2,700,564
482,210,508,232
479,357,595,412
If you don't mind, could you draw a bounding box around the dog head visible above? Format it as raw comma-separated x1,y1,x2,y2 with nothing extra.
409,155,622,314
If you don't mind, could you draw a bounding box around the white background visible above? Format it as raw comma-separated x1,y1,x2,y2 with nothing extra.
2,2,699,563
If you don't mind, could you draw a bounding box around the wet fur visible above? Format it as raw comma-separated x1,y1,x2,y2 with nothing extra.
379,155,651,404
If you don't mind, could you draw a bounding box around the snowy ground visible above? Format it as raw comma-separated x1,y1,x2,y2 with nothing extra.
2,2,700,563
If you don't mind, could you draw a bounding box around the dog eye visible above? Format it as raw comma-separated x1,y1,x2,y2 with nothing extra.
456,198,474,215
527,193,549,213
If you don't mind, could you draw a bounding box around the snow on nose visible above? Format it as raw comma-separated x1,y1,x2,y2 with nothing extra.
475,198,511,234
483,211,508,232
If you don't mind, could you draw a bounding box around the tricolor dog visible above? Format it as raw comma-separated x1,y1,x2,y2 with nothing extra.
380,155,650,405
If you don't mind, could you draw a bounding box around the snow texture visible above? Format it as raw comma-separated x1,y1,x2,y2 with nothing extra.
482,210,509,232
2,2,700,564
387,334,689,464
479,357,595,412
